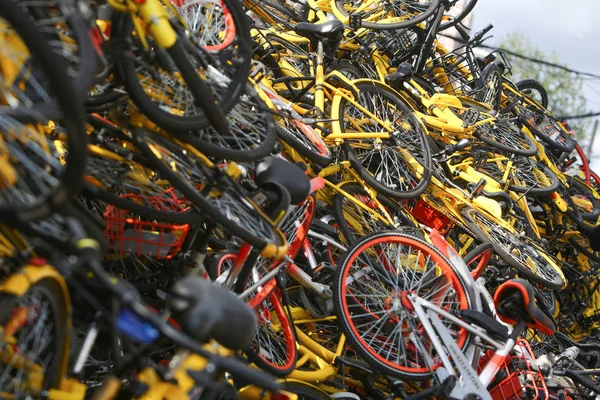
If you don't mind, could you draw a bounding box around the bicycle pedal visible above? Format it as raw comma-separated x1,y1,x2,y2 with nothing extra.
461,108,481,126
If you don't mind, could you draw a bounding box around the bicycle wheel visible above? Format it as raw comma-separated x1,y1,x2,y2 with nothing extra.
519,108,576,153
244,0,307,30
276,118,332,167
332,0,441,31
22,0,99,95
333,231,473,380
470,149,560,195
114,0,251,132
0,0,87,225
516,79,548,109
250,290,298,376
281,381,335,399
438,0,478,31
332,182,416,244
179,81,277,162
132,128,285,253
83,136,203,225
336,81,432,199
0,278,69,397
566,176,600,222
475,62,502,110
461,207,565,290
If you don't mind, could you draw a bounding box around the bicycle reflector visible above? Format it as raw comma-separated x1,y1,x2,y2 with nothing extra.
117,308,159,344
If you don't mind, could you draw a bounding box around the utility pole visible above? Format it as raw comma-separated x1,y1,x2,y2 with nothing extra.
587,119,598,161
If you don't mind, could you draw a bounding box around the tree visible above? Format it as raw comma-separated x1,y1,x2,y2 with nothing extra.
497,31,591,139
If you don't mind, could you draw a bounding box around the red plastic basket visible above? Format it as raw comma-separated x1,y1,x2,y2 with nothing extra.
104,193,190,259
411,200,453,235
488,339,549,400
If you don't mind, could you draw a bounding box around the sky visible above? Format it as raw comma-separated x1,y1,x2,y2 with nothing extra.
468,0,600,169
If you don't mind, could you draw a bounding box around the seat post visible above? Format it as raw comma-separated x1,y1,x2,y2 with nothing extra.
508,320,527,341
314,40,325,115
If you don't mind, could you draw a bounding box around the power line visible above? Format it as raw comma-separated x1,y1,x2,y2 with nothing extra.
438,33,600,80
478,44,600,80
556,111,600,120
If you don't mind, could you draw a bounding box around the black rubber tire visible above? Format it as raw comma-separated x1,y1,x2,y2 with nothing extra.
275,123,332,167
245,0,308,30
177,82,278,162
0,0,87,225
566,176,600,222
471,150,560,195
476,62,502,110
332,182,416,244
83,185,205,225
114,8,248,133
131,128,282,250
520,112,576,153
461,207,564,290
339,81,431,199
250,291,298,377
0,278,68,393
25,1,98,95
516,78,549,109
281,381,335,399
508,159,560,195
332,230,473,380
334,0,441,31
477,119,538,156
438,0,478,31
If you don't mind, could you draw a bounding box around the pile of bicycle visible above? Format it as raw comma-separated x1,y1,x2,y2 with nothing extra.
1,0,600,398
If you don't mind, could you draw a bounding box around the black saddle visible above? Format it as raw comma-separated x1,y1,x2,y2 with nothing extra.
385,62,414,86
294,19,345,43
460,309,509,341
493,278,555,336
168,277,257,350
255,157,311,205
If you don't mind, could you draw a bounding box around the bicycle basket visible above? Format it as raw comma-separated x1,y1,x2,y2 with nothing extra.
424,44,483,97
488,339,549,400
104,193,190,259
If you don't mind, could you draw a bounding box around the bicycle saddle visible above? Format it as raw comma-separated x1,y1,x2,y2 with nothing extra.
493,278,555,336
168,277,257,351
385,62,414,85
255,157,311,205
294,19,344,42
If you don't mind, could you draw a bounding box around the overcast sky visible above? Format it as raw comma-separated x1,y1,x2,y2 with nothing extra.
469,0,600,168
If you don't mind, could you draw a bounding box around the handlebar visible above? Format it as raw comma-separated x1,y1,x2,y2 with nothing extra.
470,23,493,45
65,217,283,394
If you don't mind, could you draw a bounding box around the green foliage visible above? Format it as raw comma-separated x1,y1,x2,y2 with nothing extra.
498,31,591,138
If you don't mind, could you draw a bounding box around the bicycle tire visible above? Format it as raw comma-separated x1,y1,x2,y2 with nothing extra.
25,0,99,95
520,110,576,153
476,62,502,110
0,278,69,395
337,81,432,199
333,0,441,31
461,207,565,290
276,120,332,167
566,176,600,222
332,182,416,244
332,230,473,380
244,0,308,30
438,0,478,31
516,78,549,109
113,3,249,133
250,290,298,376
471,149,560,195
0,0,87,224
281,381,335,399
178,81,278,162
131,128,284,251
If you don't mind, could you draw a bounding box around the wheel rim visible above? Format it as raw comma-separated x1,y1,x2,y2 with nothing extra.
338,234,470,374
